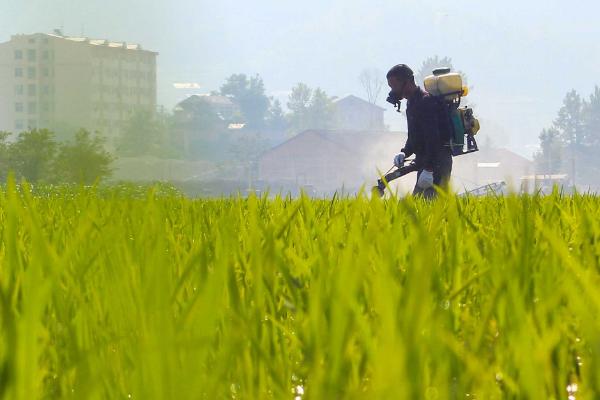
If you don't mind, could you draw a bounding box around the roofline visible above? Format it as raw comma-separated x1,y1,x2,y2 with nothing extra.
260,129,407,159
260,130,317,158
333,95,387,111
4,32,158,54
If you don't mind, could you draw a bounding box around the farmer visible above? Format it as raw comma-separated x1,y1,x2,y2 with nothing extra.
386,64,452,199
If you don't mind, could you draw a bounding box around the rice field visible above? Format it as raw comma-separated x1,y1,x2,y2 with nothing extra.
1,180,600,399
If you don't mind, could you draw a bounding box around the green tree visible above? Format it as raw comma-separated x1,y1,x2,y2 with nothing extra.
8,129,57,182
287,83,312,134
228,131,270,187
0,131,11,181
118,110,173,157
553,90,586,184
178,100,223,133
266,99,288,131
220,74,270,128
53,129,114,184
308,88,335,129
287,83,335,135
583,86,600,148
534,127,563,173
554,89,586,148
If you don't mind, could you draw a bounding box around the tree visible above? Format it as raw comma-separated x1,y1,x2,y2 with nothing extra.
287,83,312,134
553,90,586,184
266,99,288,131
118,110,165,157
220,74,270,128
358,68,384,105
228,132,270,187
534,127,563,174
8,129,57,182
554,89,586,148
0,131,11,181
53,129,114,184
359,68,386,130
287,83,335,135
307,88,335,129
583,86,600,148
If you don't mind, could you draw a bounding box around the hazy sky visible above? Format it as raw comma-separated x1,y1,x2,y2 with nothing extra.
3,0,600,157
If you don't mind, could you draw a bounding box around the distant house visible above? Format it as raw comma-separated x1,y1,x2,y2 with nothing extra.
451,148,534,192
332,95,385,131
258,130,535,195
258,129,407,194
174,94,239,121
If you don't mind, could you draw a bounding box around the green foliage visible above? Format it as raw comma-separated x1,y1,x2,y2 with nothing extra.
535,87,600,183
584,86,600,148
8,129,57,182
118,110,169,157
266,99,288,131
0,132,11,182
286,82,312,133
287,83,335,135
228,131,270,185
53,129,114,184
0,129,114,184
220,74,270,128
188,100,223,130
0,190,599,398
554,90,585,147
535,127,563,173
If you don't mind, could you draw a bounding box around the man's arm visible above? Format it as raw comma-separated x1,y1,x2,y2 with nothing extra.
401,136,414,158
420,100,442,170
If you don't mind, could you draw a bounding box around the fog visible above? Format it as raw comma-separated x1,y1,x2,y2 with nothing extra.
3,0,600,194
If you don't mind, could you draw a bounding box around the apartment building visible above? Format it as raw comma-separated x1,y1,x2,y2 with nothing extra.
0,31,157,146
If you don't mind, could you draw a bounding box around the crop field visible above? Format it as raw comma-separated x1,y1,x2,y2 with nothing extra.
1,181,599,399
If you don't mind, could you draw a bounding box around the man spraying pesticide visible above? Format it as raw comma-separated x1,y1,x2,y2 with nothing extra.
373,64,480,198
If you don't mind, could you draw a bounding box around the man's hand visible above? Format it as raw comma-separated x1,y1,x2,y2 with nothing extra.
417,169,434,189
393,152,406,168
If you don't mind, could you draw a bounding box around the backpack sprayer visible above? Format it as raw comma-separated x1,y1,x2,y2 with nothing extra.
373,67,480,197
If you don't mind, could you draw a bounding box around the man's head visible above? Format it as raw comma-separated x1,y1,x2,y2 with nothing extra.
386,64,416,101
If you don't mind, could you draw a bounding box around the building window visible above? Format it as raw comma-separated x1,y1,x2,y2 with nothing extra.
27,49,36,62
15,67,23,77
28,38,35,44
15,85,24,95
28,102,37,114
42,102,50,112
28,84,37,96
42,68,49,77
42,85,50,95
27,67,36,79
42,50,49,60
28,119,37,129
15,120,24,130
14,50,23,60
15,103,24,113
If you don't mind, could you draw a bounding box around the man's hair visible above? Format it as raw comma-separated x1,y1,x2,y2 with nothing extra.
386,64,415,82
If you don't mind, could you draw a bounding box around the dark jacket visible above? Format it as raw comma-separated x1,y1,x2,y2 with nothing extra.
401,87,450,170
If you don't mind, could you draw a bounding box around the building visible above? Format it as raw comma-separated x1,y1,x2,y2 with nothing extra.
451,147,534,192
174,94,239,122
258,129,407,194
0,31,157,146
333,95,385,131
258,130,535,195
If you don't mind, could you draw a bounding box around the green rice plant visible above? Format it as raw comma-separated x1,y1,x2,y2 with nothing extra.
0,180,599,399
